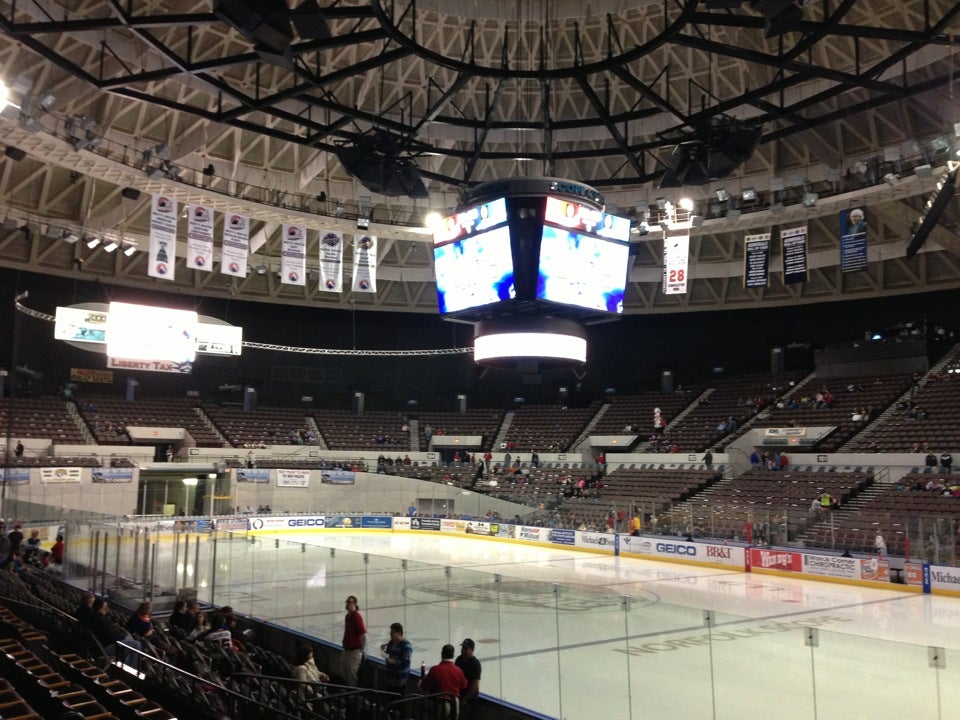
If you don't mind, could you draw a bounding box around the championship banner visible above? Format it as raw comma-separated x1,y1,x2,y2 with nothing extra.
662,234,689,295
743,233,770,288
186,204,214,271
70,368,113,384
318,230,344,292
840,207,868,273
281,224,307,286
352,234,377,293
221,213,250,277
781,225,808,284
148,193,178,280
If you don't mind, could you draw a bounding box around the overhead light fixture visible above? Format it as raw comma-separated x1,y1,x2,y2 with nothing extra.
62,231,79,244
884,172,898,187
691,215,704,227
716,188,730,202
826,168,842,183
802,191,818,207
256,263,267,275
123,244,137,256
357,217,370,230
86,236,101,249
678,197,694,211
73,131,101,151
103,240,118,253
907,166,960,259
741,187,756,201
335,203,345,217
915,164,933,178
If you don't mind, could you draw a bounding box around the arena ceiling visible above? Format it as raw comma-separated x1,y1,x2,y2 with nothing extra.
0,0,959,315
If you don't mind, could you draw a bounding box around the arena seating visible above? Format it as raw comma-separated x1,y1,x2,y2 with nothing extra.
0,397,86,445
661,373,801,452
752,373,912,452
313,410,410,450
76,396,223,447
203,405,315,448
590,389,701,437
500,402,603,452
417,409,505,451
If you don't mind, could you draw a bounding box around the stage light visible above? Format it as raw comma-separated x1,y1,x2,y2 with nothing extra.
716,188,730,202
86,236,101,249
802,191,818,207
424,211,442,231
741,187,756,201
103,240,118,253
678,197,694,211
123,244,137,257
62,231,79,244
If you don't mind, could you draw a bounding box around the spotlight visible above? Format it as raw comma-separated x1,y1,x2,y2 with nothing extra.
716,188,730,202
62,231,79,244
103,240,118,253
802,191,818,207
678,197,694,211
357,216,370,230
86,236,101,249
154,144,170,160
884,172,898,187
741,187,756,201
123,244,137,257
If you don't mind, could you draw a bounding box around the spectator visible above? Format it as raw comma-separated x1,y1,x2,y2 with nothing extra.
455,639,482,717
941,452,953,472
86,598,142,664
169,600,195,635
50,534,64,565
293,644,329,687
75,593,96,624
420,644,468,719
25,530,41,551
380,622,412,695
341,595,367,686
926,452,938,469
7,524,23,553
703,449,713,469
14,440,23,457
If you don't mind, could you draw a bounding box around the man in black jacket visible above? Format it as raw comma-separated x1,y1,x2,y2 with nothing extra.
85,599,142,663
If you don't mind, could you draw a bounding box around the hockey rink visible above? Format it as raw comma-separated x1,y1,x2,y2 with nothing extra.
149,530,960,720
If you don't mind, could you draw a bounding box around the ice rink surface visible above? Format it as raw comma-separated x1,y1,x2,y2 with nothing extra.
198,531,960,720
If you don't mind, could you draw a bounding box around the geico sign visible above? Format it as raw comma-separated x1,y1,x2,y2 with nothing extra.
706,546,732,559
288,517,325,527
656,543,696,556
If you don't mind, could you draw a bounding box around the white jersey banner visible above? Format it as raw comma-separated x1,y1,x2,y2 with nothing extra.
186,204,214,271
148,193,178,280
221,213,249,277
281,224,307,286
662,234,689,295
319,230,344,292
352,234,377,293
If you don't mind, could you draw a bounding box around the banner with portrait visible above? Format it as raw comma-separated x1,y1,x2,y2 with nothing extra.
318,230,344,292
221,213,250,277
352,234,378,293
186,203,214,271
840,207,868,273
281,224,307,286
148,193,178,280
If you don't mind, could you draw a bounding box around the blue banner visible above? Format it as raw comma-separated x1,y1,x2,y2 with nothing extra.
361,516,393,529
743,233,770,288
549,528,576,546
326,515,362,528
237,468,270,483
782,226,808,284
321,470,356,484
839,208,868,273
92,467,134,483
0,468,30,484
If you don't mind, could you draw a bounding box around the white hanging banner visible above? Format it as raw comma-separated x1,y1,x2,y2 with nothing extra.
220,213,249,277
281,223,307,286
148,193,178,280
186,203,214,271
662,234,689,295
352,234,377,293
319,230,344,292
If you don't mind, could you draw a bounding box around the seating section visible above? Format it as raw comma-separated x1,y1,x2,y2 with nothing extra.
800,474,960,556
501,402,603,452
663,373,802,452
753,373,912,452
591,390,700,436
76,396,223,447
417,409,505,451
656,468,873,542
845,373,960,452
315,410,410,450
0,397,85,445
203,405,316,447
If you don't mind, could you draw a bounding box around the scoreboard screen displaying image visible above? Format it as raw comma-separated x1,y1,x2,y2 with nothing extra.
537,225,629,313
106,301,198,363
434,225,515,314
